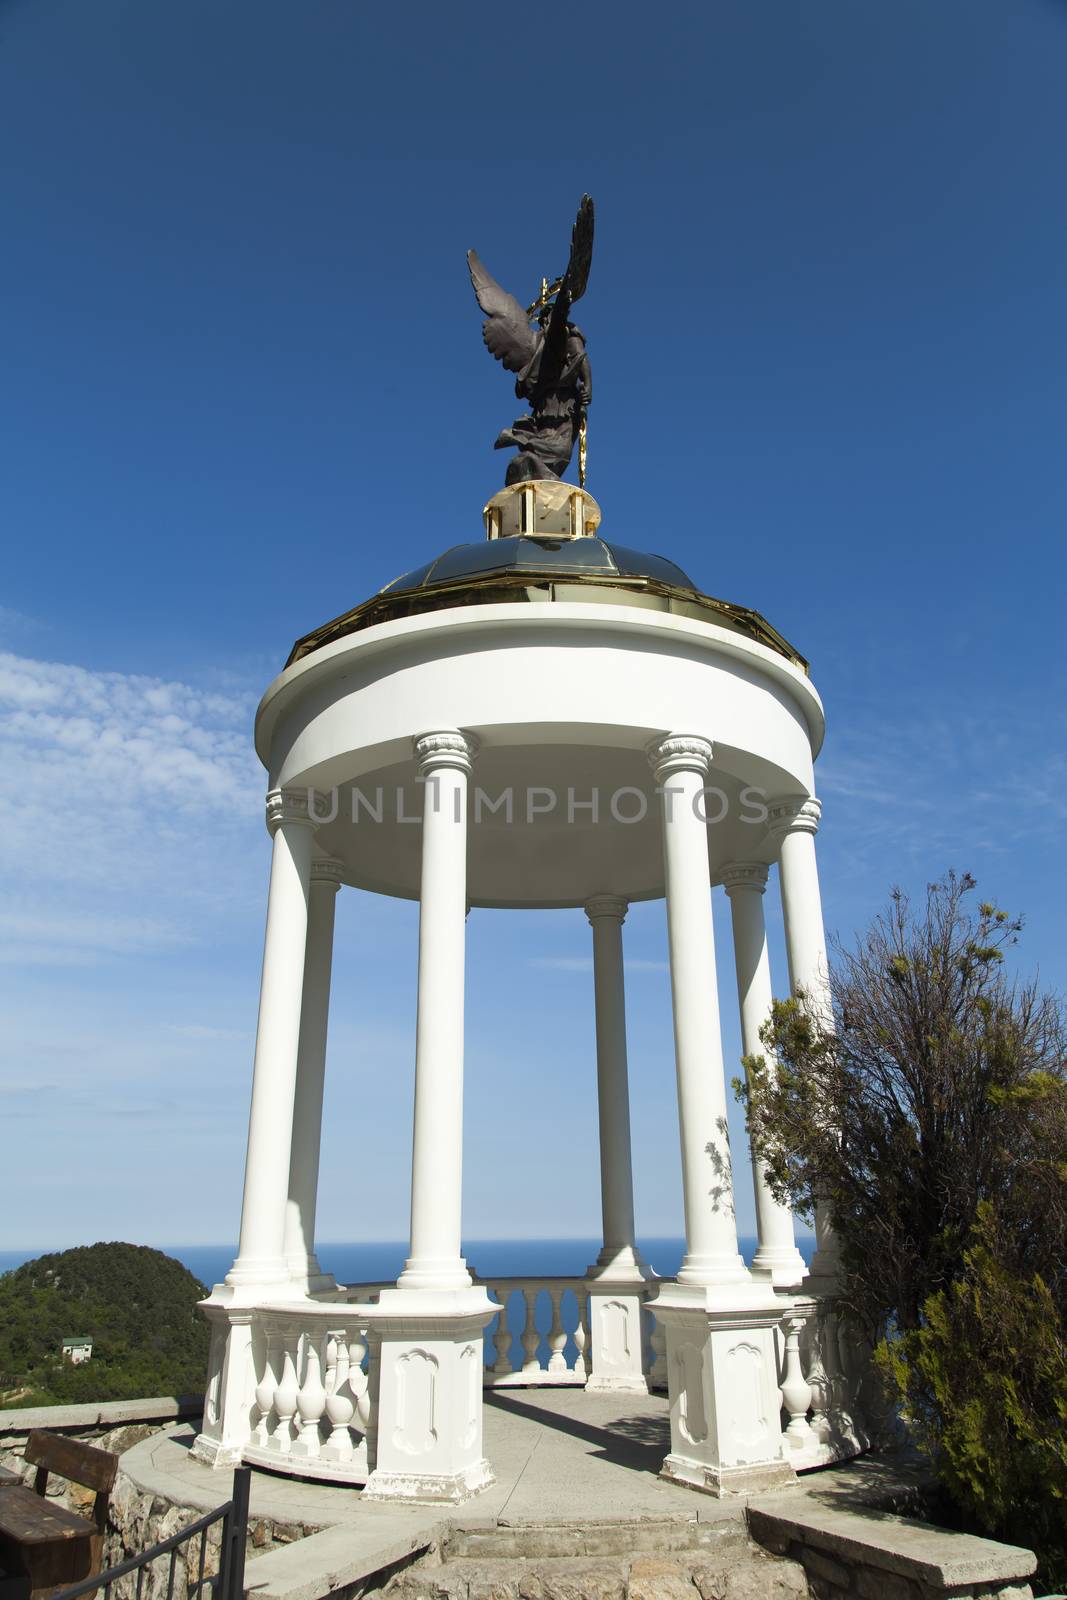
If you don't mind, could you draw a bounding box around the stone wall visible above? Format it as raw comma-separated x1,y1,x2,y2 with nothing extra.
0,1397,204,1496
0,1397,309,1599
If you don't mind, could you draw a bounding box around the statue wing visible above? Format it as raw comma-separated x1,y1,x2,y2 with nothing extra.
540,196,595,378
565,194,595,304
466,249,538,374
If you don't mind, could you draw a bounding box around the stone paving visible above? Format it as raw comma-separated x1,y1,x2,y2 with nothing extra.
121,1390,720,1532
115,1390,943,1600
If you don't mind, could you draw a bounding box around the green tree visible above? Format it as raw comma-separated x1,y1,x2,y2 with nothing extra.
739,871,1065,1335
737,872,1067,1580
0,1243,209,1407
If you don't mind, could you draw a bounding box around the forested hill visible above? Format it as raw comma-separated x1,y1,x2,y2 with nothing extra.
0,1242,209,1407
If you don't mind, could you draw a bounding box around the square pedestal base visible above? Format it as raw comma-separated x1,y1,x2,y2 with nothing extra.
362,1456,494,1504
362,1290,496,1504
661,1453,796,1497
652,1288,794,1499
191,1303,256,1469
584,1280,650,1394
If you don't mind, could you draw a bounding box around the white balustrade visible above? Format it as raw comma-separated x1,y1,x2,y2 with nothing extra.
233,1278,866,1488
480,1279,592,1387
244,1304,376,1483
774,1299,869,1470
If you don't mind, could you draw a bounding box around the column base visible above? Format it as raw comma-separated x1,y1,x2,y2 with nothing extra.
362,1458,494,1504
220,1258,302,1302
661,1453,796,1498
285,1252,338,1298
587,1243,652,1282
800,1264,840,1300
675,1252,751,1290
396,1256,474,1292
750,1245,808,1289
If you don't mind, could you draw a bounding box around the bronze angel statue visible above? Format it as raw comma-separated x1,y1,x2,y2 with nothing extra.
467,195,594,487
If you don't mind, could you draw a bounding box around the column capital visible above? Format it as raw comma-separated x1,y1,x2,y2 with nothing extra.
720,862,769,896
584,894,628,926
266,787,328,834
766,794,822,838
646,733,714,783
310,856,344,890
413,728,480,776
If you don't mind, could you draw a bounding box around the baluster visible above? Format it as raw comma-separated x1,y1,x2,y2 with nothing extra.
271,1329,300,1454
547,1286,568,1373
571,1289,590,1378
648,1316,668,1391
802,1313,831,1441
253,1329,279,1447
321,1331,355,1461
836,1314,869,1448
780,1315,815,1450
491,1291,513,1376
821,1309,850,1437
293,1327,327,1459
349,1329,372,1434
520,1288,541,1375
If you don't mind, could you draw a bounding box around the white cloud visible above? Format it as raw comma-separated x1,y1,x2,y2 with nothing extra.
0,649,264,965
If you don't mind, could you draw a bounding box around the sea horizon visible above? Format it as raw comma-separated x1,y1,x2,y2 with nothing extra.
0,1234,814,1287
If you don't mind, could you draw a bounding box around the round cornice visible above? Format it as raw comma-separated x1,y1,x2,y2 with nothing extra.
254,603,825,769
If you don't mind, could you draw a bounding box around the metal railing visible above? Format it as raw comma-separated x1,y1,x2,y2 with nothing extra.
52,1466,251,1600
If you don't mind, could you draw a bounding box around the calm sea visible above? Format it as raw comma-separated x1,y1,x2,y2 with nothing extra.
0,1235,813,1286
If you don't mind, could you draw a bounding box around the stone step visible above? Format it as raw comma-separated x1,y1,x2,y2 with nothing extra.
444,1517,751,1563
379,1548,809,1600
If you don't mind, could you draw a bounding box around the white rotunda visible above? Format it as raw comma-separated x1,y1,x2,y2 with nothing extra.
194,479,866,1502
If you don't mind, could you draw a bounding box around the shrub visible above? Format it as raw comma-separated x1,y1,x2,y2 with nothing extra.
736,872,1067,1577
879,1205,1067,1588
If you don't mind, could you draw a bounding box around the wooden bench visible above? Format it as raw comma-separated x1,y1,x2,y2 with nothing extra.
0,1432,118,1600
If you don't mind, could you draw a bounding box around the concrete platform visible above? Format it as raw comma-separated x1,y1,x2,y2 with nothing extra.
114,1391,935,1600
121,1390,716,1531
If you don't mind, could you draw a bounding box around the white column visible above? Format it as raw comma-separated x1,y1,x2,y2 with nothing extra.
648,735,748,1290
767,795,840,1282
583,895,649,1393
226,789,318,1294
284,856,342,1294
769,797,831,1011
720,862,807,1287
585,895,646,1279
398,729,478,1292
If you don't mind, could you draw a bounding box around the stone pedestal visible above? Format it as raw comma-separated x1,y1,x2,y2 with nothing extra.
361,1289,496,1503
584,1272,650,1394
652,1286,795,1497
191,1304,257,1467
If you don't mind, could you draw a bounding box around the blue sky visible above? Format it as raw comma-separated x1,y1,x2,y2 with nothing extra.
1,0,1064,1256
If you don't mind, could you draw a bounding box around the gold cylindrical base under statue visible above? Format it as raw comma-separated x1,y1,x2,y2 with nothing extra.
483,479,602,542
